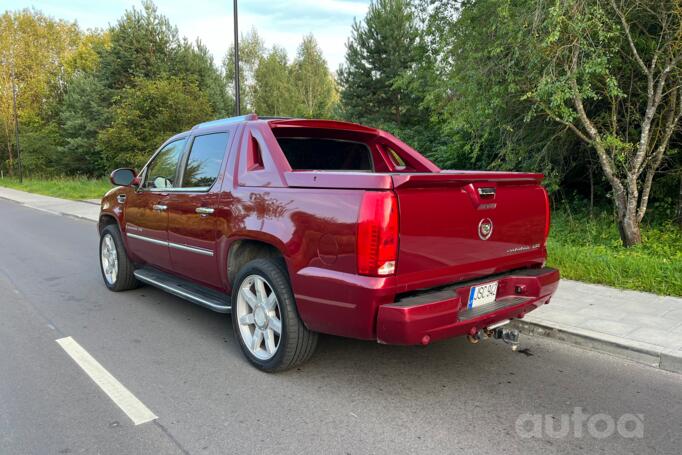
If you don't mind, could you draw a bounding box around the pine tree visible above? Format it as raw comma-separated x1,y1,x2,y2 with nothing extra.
98,0,180,89
58,73,111,175
338,0,419,128
175,39,232,116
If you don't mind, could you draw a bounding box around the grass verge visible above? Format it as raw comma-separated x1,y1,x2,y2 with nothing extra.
547,210,682,296
0,176,112,200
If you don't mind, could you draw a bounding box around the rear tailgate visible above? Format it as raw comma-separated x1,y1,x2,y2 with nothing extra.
392,172,549,292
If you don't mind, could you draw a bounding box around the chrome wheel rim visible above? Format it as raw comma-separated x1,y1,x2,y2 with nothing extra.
236,275,282,360
101,233,118,285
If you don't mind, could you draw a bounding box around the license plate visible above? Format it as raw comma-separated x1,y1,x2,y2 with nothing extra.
468,281,498,308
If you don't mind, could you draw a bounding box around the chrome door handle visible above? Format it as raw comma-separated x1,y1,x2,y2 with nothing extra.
477,187,496,197
152,204,167,211
195,207,215,215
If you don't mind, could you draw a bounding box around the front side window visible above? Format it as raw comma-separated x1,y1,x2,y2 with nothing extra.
142,139,186,189
182,132,229,188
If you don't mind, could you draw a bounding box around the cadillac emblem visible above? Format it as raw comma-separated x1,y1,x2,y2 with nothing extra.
478,218,493,240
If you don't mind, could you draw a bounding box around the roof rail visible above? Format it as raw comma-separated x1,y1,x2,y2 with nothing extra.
192,113,258,130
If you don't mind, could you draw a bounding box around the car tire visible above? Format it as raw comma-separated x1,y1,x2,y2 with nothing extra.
99,224,139,292
231,258,318,372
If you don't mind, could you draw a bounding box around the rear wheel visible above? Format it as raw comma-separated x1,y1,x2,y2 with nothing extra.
99,225,138,291
231,259,317,372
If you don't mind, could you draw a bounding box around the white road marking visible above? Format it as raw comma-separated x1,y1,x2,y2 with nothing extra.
56,336,157,425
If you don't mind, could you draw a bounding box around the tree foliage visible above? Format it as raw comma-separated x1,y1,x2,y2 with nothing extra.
291,35,338,118
524,0,682,245
98,77,212,169
403,0,681,244
98,0,179,90
224,28,266,114
339,0,420,127
1,0,680,243
0,9,82,175
254,46,295,116
414,0,580,188
58,73,111,175
338,0,441,164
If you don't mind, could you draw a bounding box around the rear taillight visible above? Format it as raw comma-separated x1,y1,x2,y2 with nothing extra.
357,191,399,276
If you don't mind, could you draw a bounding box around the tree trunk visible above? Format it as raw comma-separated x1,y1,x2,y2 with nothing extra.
620,210,642,247
613,187,642,247
3,122,14,177
6,142,13,177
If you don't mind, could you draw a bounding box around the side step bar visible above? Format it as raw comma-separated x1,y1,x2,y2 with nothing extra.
134,267,231,313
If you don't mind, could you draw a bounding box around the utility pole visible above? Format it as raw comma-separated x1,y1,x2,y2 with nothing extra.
233,0,241,116
10,52,23,183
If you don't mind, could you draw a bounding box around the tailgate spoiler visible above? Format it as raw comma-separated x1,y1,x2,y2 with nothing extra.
392,171,544,189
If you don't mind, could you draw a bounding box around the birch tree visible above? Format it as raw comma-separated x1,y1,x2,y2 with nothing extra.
528,0,682,246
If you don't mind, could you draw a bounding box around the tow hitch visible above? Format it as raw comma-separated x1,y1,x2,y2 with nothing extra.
493,326,520,351
466,319,520,351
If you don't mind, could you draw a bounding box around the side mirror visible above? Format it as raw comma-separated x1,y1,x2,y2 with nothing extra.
110,168,137,187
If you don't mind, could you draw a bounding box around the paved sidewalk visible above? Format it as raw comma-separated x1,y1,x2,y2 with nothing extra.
1,186,681,373
516,281,682,373
0,186,100,222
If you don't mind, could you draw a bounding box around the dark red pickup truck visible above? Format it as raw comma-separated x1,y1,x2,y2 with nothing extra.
99,114,559,371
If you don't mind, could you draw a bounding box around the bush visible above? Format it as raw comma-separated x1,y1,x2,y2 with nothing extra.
547,209,682,296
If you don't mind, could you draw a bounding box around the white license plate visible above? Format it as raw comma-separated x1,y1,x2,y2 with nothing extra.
468,281,499,308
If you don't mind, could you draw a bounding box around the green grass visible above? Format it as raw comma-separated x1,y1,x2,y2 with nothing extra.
547,210,682,296
0,176,112,200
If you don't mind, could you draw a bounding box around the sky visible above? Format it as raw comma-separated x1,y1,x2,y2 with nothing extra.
4,0,371,70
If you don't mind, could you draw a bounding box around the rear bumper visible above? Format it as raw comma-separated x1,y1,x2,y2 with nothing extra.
376,267,559,345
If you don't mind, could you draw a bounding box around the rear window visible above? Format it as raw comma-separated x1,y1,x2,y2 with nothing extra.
277,138,373,171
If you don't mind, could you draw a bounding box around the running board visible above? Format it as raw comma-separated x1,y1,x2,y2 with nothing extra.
134,267,231,313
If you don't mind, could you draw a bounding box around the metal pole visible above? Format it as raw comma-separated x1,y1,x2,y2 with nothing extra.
233,0,240,116
10,56,23,183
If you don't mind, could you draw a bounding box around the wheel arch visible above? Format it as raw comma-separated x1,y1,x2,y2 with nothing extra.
98,213,135,261
226,237,288,287
98,213,120,234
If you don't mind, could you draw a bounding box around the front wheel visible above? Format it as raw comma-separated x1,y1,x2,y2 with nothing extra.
99,225,139,292
231,259,318,372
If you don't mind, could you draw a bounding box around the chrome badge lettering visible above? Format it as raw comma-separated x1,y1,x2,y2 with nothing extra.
507,243,541,254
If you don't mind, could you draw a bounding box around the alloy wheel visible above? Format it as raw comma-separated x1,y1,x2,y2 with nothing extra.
100,233,119,285
236,275,282,360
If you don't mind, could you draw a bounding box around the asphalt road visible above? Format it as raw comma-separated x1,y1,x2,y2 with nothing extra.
1,198,680,455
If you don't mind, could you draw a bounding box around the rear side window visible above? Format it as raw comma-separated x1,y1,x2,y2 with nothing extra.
182,132,229,188
143,139,186,190
277,138,373,171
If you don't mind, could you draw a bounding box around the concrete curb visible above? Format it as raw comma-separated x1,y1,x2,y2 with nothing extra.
513,319,682,375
